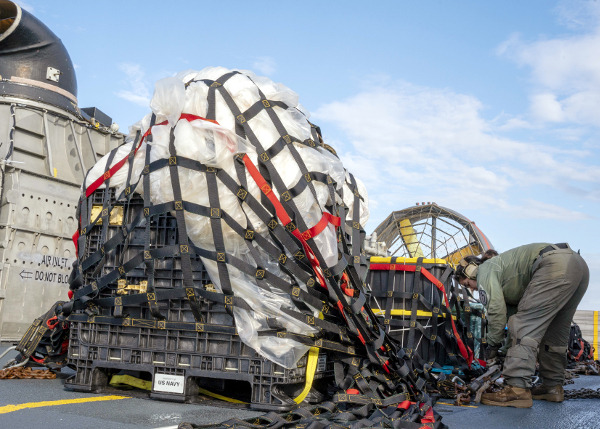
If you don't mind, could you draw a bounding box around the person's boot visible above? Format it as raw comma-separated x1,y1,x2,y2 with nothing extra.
531,384,564,402
481,385,533,408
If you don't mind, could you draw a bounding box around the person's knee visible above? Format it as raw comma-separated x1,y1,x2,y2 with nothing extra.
505,340,538,370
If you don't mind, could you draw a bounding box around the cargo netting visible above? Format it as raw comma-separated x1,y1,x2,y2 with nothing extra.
367,257,487,372
57,68,454,426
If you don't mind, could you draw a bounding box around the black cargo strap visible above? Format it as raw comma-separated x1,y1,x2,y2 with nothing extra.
67,313,238,335
68,71,437,418
141,127,163,319
16,301,67,361
367,258,483,371
180,398,446,429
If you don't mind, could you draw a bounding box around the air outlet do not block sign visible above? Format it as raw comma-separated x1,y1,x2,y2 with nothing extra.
153,374,185,394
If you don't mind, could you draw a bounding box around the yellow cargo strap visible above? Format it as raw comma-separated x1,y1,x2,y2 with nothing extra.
372,309,457,320
293,346,320,404
109,374,152,390
293,311,324,404
370,256,448,265
198,387,247,404
399,219,424,258
109,374,248,404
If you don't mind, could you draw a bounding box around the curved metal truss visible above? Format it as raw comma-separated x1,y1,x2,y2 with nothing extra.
373,203,493,263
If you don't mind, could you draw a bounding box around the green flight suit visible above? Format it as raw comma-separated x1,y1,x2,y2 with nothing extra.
477,243,589,388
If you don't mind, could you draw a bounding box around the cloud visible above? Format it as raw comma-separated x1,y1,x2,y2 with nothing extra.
529,93,564,122
498,1,600,127
554,0,600,30
116,63,151,107
252,57,277,76
510,199,592,221
313,80,600,225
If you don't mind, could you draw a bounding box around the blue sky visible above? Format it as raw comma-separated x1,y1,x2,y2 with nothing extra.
18,0,600,309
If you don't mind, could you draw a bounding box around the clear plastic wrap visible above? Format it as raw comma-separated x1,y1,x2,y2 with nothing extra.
84,67,369,368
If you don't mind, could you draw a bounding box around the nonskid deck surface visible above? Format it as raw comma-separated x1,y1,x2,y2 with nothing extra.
1,344,598,429
435,375,600,429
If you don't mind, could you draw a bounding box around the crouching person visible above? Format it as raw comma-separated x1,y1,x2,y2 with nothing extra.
455,243,589,408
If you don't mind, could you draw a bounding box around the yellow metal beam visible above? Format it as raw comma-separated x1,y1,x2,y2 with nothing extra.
594,311,598,361
399,219,424,258
443,244,482,266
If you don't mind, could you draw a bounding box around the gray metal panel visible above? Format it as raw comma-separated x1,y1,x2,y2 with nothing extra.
0,101,123,341
573,310,596,346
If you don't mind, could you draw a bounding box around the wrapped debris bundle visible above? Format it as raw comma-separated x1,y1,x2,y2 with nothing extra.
79,67,368,368
62,68,445,425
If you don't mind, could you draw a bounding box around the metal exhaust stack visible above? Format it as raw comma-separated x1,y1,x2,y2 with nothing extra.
0,0,78,114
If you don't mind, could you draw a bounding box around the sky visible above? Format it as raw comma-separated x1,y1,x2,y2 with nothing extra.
15,0,600,309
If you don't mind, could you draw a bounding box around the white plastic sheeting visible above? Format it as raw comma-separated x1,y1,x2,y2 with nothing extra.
85,67,369,368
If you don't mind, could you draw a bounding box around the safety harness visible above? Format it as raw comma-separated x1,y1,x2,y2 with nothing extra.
2,301,70,371
568,322,595,363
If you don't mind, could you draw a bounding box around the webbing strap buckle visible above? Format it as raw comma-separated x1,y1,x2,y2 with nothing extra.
237,188,248,200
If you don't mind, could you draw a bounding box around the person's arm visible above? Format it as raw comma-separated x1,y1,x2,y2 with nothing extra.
478,266,507,348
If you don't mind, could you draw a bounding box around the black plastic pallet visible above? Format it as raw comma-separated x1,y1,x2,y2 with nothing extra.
83,189,211,300
69,187,332,410
65,320,331,410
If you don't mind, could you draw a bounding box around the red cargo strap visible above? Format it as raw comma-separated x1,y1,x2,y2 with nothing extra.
242,153,340,288
340,272,355,297
72,230,80,253
30,356,45,364
179,113,219,126
420,406,435,424
46,316,59,330
85,135,146,197
370,263,474,367
77,114,218,251
302,212,341,240
397,400,412,410
575,339,585,361
85,114,216,198
395,401,435,423
61,338,69,354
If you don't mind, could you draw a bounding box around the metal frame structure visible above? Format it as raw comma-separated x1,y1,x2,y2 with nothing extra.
373,203,493,263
